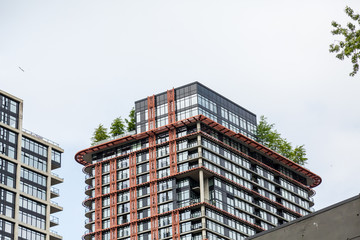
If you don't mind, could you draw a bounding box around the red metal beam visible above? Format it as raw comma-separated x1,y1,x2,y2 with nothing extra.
148,95,156,130
172,210,180,240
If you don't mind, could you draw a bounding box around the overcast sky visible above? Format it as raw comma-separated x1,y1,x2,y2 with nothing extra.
1,1,360,239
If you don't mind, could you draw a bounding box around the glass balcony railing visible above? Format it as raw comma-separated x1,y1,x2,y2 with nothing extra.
51,187,59,195
50,215,59,225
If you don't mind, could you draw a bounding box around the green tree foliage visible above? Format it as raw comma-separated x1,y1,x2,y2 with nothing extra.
329,6,360,77
91,108,136,145
91,124,109,145
256,116,308,165
125,108,136,132
110,117,125,137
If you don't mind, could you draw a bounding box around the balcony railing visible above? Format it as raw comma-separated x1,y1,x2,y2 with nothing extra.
23,128,60,147
187,142,198,148
85,174,93,180
51,172,64,180
85,207,93,213
51,187,59,195
51,200,60,206
95,130,136,146
177,198,200,208
85,185,94,191
50,215,59,224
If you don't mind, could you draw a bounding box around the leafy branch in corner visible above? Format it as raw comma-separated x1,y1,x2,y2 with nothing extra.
329,6,360,77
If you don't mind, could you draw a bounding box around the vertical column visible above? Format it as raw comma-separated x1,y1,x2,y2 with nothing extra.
147,95,156,130
167,88,176,124
167,89,178,175
14,100,24,240
199,169,207,238
129,153,137,240
168,87,177,176
171,210,180,240
168,89,180,239
149,134,158,239
169,129,177,175
94,163,102,240
109,159,117,240
197,122,203,167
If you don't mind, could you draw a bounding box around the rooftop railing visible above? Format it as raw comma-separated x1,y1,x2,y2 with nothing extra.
23,128,60,147
94,130,136,146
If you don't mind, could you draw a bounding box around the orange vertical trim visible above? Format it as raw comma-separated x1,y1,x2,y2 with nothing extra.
149,133,158,239
130,222,138,240
169,128,177,175
167,88,176,124
110,228,117,240
129,152,138,240
109,159,117,239
95,232,102,240
172,210,180,240
168,88,177,175
150,182,159,239
94,164,102,196
149,134,157,181
129,153,137,188
94,164,102,235
147,95,156,130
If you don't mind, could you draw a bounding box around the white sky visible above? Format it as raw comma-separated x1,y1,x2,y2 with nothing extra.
1,1,360,239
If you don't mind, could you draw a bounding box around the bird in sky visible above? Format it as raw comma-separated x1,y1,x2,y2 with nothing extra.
18,66,25,72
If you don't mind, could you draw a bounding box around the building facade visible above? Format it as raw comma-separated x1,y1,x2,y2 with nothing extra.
0,90,63,240
75,82,321,240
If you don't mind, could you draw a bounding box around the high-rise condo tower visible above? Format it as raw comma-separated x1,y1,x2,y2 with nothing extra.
0,89,63,240
75,82,321,240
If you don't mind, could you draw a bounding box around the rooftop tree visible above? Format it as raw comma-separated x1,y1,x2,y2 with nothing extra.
91,108,136,145
125,108,136,131
256,116,308,165
110,117,125,137
91,124,109,146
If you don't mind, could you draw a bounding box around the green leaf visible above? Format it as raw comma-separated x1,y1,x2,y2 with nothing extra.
330,6,360,76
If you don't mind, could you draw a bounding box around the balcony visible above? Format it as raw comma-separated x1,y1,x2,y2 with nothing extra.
51,160,61,170
50,200,63,214
177,198,200,208
50,230,62,240
84,218,94,230
50,215,59,227
50,187,60,198
51,172,64,186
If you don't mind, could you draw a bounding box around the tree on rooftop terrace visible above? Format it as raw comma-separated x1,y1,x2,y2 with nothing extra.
91,108,136,145
256,116,308,165
91,124,109,146
330,6,360,77
110,117,125,137
125,108,136,131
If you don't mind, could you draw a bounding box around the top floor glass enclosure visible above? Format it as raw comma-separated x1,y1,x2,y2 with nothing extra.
135,82,257,139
